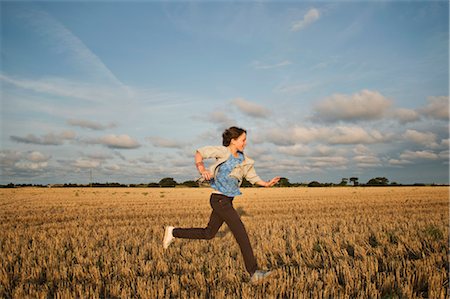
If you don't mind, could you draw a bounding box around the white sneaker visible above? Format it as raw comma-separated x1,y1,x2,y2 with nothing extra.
250,270,272,284
163,226,174,249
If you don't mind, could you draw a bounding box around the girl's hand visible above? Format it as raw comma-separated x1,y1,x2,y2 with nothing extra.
267,176,281,187
201,170,213,181
256,176,281,187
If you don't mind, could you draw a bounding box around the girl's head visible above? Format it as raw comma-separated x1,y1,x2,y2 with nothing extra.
222,127,247,151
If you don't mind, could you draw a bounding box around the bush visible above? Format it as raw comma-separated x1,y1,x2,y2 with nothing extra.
159,177,177,188
366,177,389,186
308,181,322,187
181,180,199,188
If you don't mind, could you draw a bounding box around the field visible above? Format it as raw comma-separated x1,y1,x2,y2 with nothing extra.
0,187,448,298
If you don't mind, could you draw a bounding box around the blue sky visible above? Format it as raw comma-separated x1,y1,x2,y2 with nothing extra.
1,1,448,185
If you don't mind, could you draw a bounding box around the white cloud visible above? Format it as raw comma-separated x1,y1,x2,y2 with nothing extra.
81,151,113,161
83,135,141,149
266,126,327,146
98,135,141,149
388,159,413,166
72,158,101,169
138,155,154,164
231,98,270,118
307,156,348,169
399,150,439,160
353,144,371,155
419,96,449,121
313,145,338,157
251,60,292,70
313,90,392,123
278,144,311,157
291,8,320,32
148,137,187,149
68,119,117,131
0,150,23,168
15,161,48,171
0,150,50,172
0,150,52,173
392,108,420,124
105,164,121,171
328,126,387,145
403,129,439,148
27,151,51,163
353,155,382,168
201,111,236,128
10,131,76,146
265,125,389,146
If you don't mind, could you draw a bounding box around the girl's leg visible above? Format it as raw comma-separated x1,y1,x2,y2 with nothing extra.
210,194,258,275
172,209,224,239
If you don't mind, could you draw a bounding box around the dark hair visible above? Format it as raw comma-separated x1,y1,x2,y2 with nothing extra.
222,126,246,146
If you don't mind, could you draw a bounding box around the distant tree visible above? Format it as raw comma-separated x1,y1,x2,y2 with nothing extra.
276,177,292,187
181,180,199,188
339,178,348,186
159,177,177,188
366,177,389,186
148,182,160,188
308,181,322,187
349,177,359,186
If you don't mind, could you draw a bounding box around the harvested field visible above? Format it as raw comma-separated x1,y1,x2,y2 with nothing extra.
0,187,448,298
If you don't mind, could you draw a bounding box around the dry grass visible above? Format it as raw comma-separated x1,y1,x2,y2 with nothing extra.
0,187,448,298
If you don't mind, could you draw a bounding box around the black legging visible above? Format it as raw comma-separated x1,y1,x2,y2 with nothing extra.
172,193,258,275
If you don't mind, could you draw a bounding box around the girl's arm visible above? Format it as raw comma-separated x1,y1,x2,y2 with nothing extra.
195,151,213,181
255,177,281,187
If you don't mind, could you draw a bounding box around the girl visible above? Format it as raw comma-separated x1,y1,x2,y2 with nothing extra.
163,126,280,284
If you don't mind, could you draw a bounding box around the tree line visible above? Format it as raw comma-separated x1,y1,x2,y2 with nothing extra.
1,176,445,188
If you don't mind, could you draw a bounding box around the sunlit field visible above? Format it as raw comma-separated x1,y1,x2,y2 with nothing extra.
0,187,448,298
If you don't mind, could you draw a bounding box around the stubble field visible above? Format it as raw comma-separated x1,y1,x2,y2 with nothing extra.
0,186,448,298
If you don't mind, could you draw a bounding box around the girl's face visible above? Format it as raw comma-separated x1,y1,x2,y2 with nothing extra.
231,132,247,152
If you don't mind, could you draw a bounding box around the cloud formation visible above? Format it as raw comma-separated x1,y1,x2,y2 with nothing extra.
27,151,51,162
400,150,439,161
419,96,449,121
72,158,101,169
313,90,392,123
353,154,382,168
148,137,187,149
265,125,389,146
291,8,320,32
307,156,348,169
231,98,270,118
82,135,140,149
0,74,127,104
68,119,117,130
392,108,420,124
403,129,439,148
0,150,51,172
328,126,387,145
98,135,141,149
10,131,76,146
